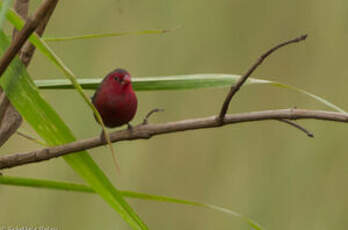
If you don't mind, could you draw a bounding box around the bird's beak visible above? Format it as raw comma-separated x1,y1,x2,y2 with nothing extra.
123,75,131,85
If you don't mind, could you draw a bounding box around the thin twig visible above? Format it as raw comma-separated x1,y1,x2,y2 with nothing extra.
277,119,314,137
142,108,164,125
217,34,308,124
0,0,57,77
16,131,47,146
0,108,347,170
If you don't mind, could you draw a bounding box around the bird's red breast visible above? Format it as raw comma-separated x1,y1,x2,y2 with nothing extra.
92,69,138,128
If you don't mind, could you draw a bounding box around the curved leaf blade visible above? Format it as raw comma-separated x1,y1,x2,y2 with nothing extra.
34,74,346,113
0,30,147,230
43,29,172,42
0,175,264,230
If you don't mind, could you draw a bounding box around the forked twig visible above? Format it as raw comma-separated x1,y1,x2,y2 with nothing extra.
142,108,164,125
218,34,308,124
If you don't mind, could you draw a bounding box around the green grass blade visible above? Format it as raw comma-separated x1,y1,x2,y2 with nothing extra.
34,74,346,113
121,190,263,230
43,29,171,42
0,0,11,29
0,32,147,230
0,175,95,192
3,3,116,160
9,0,119,177
0,175,264,230
269,81,346,113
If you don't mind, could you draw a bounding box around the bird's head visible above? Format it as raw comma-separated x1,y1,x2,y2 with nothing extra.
106,68,132,89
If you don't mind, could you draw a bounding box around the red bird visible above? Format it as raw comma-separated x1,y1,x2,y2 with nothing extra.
92,68,138,128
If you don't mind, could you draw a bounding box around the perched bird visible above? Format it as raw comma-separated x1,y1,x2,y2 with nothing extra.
92,68,138,128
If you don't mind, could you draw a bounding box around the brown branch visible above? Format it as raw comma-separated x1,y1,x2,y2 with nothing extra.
0,0,57,77
218,34,308,123
0,89,9,122
0,98,22,146
0,0,58,147
14,0,29,17
12,0,29,39
0,0,30,147
19,0,58,66
0,108,347,170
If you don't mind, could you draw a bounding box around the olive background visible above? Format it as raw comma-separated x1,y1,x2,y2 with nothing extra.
1,0,348,229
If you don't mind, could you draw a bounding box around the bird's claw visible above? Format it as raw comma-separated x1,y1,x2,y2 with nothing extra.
142,108,164,125
127,123,133,130
99,130,107,144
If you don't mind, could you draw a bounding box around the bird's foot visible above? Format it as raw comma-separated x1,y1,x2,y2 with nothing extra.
142,108,164,125
99,130,107,144
127,123,133,130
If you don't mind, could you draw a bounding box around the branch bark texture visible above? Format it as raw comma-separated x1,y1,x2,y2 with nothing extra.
0,109,347,170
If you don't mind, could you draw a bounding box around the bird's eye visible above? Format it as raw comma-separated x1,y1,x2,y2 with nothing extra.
114,77,123,83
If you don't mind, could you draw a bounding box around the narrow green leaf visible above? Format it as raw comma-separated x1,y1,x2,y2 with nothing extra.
0,175,95,192
0,175,263,230
0,0,11,29
34,74,346,113
43,29,172,42
121,191,263,230
0,28,146,230
35,74,248,90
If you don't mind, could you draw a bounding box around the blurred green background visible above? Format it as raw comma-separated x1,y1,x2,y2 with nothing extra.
1,0,348,229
